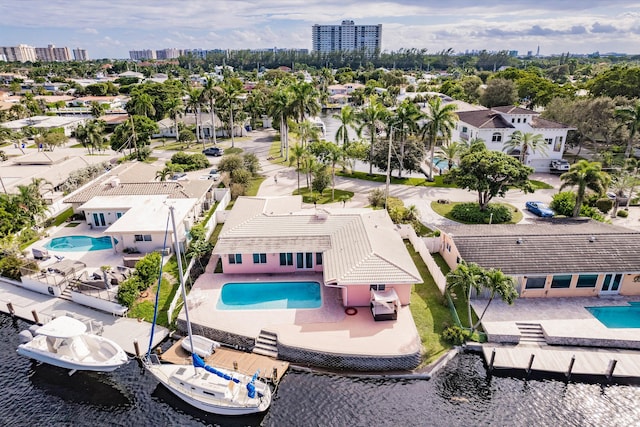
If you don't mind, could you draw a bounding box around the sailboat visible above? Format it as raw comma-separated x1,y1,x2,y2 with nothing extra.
143,205,272,415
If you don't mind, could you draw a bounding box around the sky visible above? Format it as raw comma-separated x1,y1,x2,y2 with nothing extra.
1,1,640,59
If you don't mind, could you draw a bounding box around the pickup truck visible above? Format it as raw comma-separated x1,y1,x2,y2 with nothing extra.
550,159,570,173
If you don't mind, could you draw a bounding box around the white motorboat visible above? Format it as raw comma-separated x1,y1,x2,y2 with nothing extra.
180,334,221,358
17,316,129,373
143,205,272,415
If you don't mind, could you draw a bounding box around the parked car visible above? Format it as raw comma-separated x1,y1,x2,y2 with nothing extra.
208,169,220,180
170,172,188,181
607,192,629,206
525,201,555,217
550,159,570,171
202,147,223,157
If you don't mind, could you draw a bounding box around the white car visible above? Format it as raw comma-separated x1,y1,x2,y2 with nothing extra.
550,159,570,171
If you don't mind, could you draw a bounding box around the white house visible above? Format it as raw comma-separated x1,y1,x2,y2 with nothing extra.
453,106,574,171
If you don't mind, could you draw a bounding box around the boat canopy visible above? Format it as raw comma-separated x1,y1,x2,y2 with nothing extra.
35,316,87,338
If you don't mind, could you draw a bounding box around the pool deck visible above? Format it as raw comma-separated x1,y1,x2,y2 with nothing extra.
473,297,640,380
180,256,421,360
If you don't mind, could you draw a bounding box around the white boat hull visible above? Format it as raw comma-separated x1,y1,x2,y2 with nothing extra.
181,335,221,358
17,334,128,372
145,363,271,415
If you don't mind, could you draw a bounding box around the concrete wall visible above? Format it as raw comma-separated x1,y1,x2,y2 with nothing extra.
221,252,324,274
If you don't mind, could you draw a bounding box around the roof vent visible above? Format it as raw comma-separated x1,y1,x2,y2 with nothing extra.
516,238,523,244
589,236,596,242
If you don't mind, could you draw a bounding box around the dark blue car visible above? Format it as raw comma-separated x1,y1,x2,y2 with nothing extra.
525,201,554,217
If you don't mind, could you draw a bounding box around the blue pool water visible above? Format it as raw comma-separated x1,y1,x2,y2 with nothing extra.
44,235,114,252
217,281,322,310
433,156,454,171
586,303,640,328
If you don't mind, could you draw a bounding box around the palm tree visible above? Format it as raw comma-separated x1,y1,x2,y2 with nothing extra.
202,77,223,145
289,144,308,193
333,105,359,148
615,100,640,158
471,268,518,333
220,79,244,148
292,119,320,148
389,100,422,178
357,98,388,175
421,96,458,181
186,88,204,147
289,81,320,124
155,166,173,182
503,131,547,164
560,160,611,217
164,97,184,142
624,158,640,209
75,119,105,154
128,92,156,118
268,87,295,160
446,261,484,330
90,101,106,118
436,141,463,172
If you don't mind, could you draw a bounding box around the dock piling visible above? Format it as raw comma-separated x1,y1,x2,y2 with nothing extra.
526,354,535,376
606,359,617,381
272,367,278,381
7,302,14,316
565,355,576,380
233,361,238,370
133,339,140,358
31,310,40,325
488,348,496,372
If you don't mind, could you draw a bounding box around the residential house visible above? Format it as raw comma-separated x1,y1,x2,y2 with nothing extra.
212,196,421,307
439,219,640,298
453,106,573,171
0,115,86,136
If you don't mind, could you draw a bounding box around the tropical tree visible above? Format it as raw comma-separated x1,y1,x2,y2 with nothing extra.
75,119,106,154
289,143,309,193
308,140,344,200
289,81,321,124
90,101,107,118
220,78,244,148
472,267,518,332
614,100,640,158
446,261,484,331
127,92,156,118
559,160,611,217
357,98,388,175
623,158,640,209
422,96,458,180
164,97,185,142
448,143,534,211
436,141,464,171
155,166,173,182
202,77,222,145
292,119,321,149
268,86,295,160
388,100,422,178
333,105,359,148
186,88,204,147
502,131,547,164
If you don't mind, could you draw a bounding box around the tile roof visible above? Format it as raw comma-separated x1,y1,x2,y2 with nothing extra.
491,106,538,115
213,196,421,285
456,110,514,129
64,182,193,203
444,219,640,275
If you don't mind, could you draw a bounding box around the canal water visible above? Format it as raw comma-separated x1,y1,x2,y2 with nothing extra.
1,315,638,426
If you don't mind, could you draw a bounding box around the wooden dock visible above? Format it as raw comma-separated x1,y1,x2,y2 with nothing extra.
482,343,640,380
160,339,289,384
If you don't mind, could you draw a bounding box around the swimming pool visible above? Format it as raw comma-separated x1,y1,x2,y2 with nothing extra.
44,235,114,252
217,281,322,310
433,156,454,171
586,303,640,328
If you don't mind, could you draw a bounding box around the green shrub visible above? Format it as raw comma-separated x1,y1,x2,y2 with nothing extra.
442,325,469,345
617,209,629,218
231,168,252,185
595,198,614,214
169,152,210,171
368,188,385,207
116,278,142,307
134,252,161,285
550,191,576,216
580,205,606,222
450,203,512,224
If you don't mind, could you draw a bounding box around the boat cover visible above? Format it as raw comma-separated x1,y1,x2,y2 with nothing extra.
36,316,87,338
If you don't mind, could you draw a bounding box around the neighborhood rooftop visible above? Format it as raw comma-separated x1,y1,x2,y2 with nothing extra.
442,219,640,275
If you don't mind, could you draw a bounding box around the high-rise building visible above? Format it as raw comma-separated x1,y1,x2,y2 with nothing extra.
312,20,382,53
0,44,37,62
73,48,89,61
156,48,182,60
35,44,71,62
129,49,156,60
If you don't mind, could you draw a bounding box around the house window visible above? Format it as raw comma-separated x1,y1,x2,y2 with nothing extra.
525,277,546,289
316,252,323,265
228,254,242,264
445,243,451,252
116,212,122,219
370,284,386,291
253,253,267,264
296,252,313,269
491,132,502,142
551,275,572,288
279,252,293,266
511,118,515,123
462,126,468,133
554,136,563,152
523,118,527,123
134,234,152,242
545,138,553,145
517,118,521,123
576,274,598,288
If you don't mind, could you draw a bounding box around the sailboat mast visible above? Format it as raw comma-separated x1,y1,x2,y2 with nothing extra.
168,205,196,365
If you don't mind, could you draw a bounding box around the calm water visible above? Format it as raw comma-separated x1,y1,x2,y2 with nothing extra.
44,235,113,252
217,281,321,310
587,303,640,328
1,315,639,426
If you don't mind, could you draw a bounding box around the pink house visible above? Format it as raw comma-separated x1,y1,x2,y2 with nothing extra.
213,196,421,307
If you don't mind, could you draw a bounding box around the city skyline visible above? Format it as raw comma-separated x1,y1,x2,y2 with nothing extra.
0,1,639,59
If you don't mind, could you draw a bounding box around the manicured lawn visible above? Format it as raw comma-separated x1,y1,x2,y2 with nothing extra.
406,243,455,366
337,170,457,188
292,187,354,204
430,201,524,224
529,180,554,190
